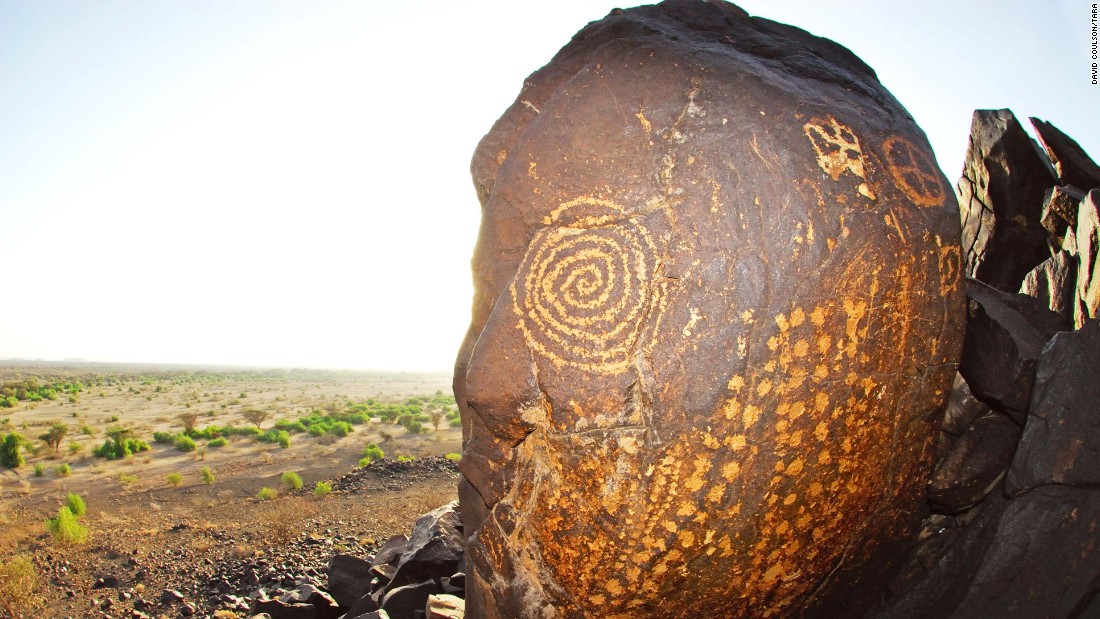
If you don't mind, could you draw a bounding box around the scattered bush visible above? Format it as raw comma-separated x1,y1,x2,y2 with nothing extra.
33,464,44,477
281,471,303,490
207,437,228,448
65,492,85,517
55,463,72,477
200,466,215,484
0,555,43,617
313,481,332,498
396,455,416,463
118,473,137,485
257,487,277,501
445,452,461,462
173,435,197,452
166,473,183,486
45,506,87,545
362,444,384,464
67,441,83,456
80,425,95,436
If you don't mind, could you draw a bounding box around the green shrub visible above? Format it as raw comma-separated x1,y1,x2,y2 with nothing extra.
313,481,332,498
93,436,150,460
403,420,424,434
328,421,352,437
80,425,95,436
257,487,277,501
173,435,196,452
118,473,137,485
258,429,290,446
152,431,177,444
1,432,25,468
166,473,183,486
445,452,461,462
281,471,303,490
33,463,44,477
55,463,72,477
396,455,416,463
67,441,83,456
200,466,215,484
65,492,85,517
45,506,87,545
207,437,228,448
0,395,17,408
449,418,462,428
362,444,384,463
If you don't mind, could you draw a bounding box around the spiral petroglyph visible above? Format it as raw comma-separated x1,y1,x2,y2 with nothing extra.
512,197,665,374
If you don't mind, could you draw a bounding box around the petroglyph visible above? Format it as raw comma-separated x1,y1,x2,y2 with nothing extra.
803,116,876,200
512,197,668,375
883,135,947,207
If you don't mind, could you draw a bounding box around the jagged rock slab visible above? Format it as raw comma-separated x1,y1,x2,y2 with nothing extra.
960,278,1063,421
1007,318,1100,493
455,0,966,616
1074,190,1100,327
1040,185,1085,248
389,502,463,590
957,109,1056,292
1020,250,1077,330
1031,117,1100,191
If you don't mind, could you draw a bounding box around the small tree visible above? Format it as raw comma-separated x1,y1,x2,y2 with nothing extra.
178,412,200,433
429,411,444,432
241,409,269,428
1,432,24,468
39,423,68,455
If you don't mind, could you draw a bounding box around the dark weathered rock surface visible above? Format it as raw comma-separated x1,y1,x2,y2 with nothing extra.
1031,117,1100,191
381,580,443,619
1020,250,1077,329
456,1,965,616
957,109,1055,292
927,412,1020,514
389,502,463,590
328,555,373,608
959,278,1063,421
1006,319,1100,494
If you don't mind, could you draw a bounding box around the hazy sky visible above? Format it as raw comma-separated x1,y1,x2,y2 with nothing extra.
1,0,1097,371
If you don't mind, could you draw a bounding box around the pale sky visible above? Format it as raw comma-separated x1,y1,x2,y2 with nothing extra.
1,0,1097,371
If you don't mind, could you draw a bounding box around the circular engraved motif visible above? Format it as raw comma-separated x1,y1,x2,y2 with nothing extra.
882,136,946,207
512,197,665,374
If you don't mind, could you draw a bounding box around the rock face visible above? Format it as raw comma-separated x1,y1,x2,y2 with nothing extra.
455,1,965,616
957,109,1056,293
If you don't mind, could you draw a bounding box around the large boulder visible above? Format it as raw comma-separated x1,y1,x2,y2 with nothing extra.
454,1,965,616
957,109,1056,293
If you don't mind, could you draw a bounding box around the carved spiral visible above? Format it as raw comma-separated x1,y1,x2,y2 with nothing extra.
512,197,665,374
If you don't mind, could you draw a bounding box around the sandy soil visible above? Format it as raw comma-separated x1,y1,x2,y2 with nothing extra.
0,364,461,619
